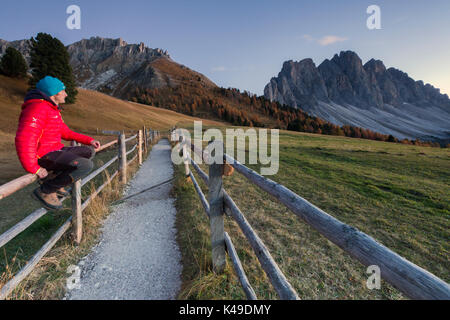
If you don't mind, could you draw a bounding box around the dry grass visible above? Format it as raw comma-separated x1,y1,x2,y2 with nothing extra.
173,168,247,300
149,57,217,89
173,128,449,300
0,75,224,183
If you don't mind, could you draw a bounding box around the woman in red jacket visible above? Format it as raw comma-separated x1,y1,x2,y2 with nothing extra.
15,76,101,210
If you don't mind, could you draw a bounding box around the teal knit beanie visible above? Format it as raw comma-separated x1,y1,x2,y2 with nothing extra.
36,76,66,97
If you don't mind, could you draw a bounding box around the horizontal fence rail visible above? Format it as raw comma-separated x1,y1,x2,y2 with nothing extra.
0,174,38,201
101,130,121,135
125,134,138,143
97,139,117,152
81,155,119,187
0,203,64,249
128,154,138,166
126,144,137,156
173,128,450,300
0,127,160,299
0,217,72,300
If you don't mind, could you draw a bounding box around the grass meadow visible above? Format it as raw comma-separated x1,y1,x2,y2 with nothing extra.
173,128,449,299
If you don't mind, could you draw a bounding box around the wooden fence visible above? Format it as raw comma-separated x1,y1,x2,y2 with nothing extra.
171,129,450,300
0,127,160,299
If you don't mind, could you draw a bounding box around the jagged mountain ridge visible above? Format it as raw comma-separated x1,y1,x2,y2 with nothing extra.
0,39,32,65
67,37,169,93
0,36,217,99
67,37,217,98
264,51,450,141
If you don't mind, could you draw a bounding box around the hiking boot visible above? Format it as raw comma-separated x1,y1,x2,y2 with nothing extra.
33,188,63,210
56,187,70,197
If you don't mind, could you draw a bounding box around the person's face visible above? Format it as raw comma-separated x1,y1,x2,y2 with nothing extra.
52,90,68,105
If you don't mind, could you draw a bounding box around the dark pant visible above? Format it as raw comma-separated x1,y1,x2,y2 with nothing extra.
38,146,95,194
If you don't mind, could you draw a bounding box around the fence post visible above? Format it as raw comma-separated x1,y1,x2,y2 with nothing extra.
138,129,143,165
71,180,82,244
143,126,147,153
208,141,226,273
181,136,190,177
118,132,127,184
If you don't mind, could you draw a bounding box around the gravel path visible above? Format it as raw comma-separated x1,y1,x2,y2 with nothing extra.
66,139,182,300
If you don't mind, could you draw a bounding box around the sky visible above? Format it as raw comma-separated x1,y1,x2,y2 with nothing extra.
1,0,449,96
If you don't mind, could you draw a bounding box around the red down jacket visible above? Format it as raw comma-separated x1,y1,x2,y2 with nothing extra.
15,89,94,174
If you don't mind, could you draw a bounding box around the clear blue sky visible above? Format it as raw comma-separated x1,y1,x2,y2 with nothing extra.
1,0,449,95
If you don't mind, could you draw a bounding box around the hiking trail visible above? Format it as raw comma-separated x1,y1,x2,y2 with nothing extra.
66,138,181,300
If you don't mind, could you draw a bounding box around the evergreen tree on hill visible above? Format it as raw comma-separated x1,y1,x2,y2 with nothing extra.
0,47,28,78
28,33,78,104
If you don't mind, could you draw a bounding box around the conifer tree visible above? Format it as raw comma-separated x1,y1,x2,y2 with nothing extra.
28,33,78,103
0,47,28,78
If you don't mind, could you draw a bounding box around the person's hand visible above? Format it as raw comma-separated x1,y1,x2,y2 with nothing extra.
36,168,48,179
90,140,101,151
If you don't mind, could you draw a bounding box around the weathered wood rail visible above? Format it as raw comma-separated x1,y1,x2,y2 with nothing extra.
171,129,450,300
0,127,160,300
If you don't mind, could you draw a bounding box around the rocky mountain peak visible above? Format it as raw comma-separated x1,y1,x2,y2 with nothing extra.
139,42,145,52
282,58,315,70
0,38,32,65
281,59,295,69
66,37,173,93
364,58,386,74
264,51,450,142
331,51,366,84
118,37,126,47
265,57,328,108
332,50,362,66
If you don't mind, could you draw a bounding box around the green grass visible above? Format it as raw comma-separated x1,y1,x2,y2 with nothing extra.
174,129,449,300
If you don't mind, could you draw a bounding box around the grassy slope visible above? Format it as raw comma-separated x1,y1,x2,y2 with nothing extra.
174,128,449,299
0,76,224,298
0,75,223,183
0,74,224,237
